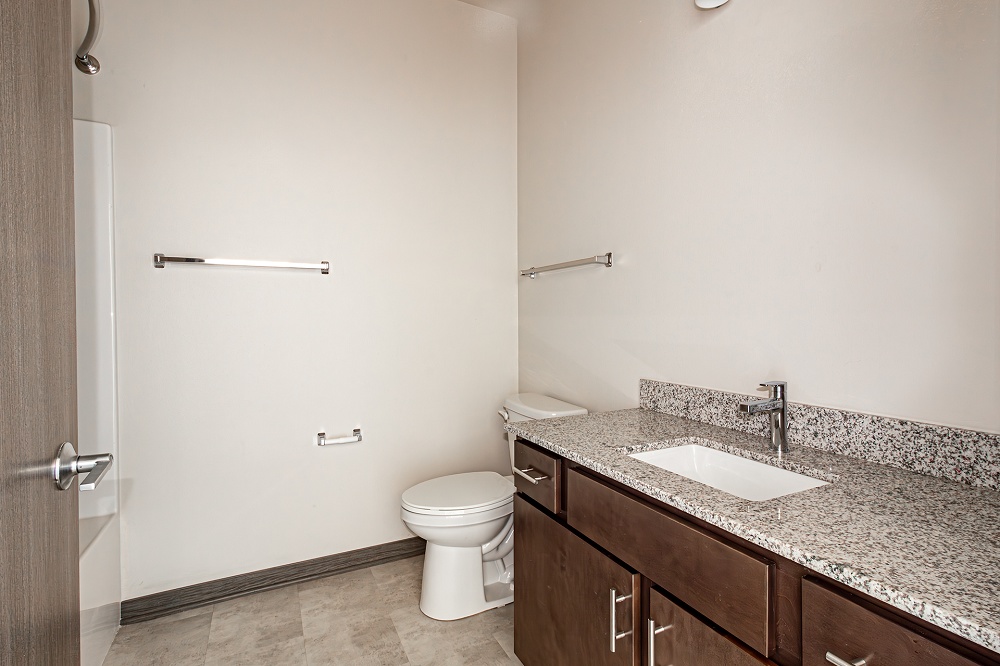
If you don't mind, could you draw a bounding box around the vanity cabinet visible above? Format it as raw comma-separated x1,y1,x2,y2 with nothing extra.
512,438,1000,666
514,495,638,666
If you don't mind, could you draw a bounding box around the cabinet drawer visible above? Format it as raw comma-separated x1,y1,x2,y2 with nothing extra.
802,578,980,666
513,439,560,513
567,469,774,656
649,588,769,666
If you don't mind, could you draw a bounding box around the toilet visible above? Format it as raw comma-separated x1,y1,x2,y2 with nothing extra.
400,393,587,621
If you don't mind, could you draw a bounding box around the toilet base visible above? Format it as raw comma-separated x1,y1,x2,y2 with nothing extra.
418,542,513,621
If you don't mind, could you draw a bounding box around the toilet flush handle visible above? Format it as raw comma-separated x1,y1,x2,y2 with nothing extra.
498,408,509,421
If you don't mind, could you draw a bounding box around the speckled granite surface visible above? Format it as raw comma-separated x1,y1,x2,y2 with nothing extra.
640,380,1000,490
506,408,1000,655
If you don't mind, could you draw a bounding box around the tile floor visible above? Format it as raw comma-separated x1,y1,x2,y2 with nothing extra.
104,556,523,666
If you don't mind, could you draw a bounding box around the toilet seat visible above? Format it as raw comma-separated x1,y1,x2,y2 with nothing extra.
401,471,514,516
400,501,512,528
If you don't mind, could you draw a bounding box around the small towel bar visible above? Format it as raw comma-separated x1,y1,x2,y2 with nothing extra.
520,253,613,279
317,429,363,447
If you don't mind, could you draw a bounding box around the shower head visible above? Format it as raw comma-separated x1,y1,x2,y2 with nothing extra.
75,54,100,75
75,0,102,75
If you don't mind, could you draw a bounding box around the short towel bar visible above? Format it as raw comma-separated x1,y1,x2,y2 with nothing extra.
520,252,613,279
317,429,363,447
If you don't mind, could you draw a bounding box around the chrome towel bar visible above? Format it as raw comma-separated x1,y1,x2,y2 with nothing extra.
153,254,330,274
520,252,612,279
317,429,363,447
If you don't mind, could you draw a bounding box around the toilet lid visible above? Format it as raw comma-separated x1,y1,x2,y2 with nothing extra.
402,471,515,513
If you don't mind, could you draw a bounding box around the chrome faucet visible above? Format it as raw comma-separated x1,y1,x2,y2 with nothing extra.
739,381,788,454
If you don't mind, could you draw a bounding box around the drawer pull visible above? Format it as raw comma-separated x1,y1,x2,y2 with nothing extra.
609,588,633,653
826,652,868,666
647,618,673,664
514,466,549,485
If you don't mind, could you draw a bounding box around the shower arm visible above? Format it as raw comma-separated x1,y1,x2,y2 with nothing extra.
75,0,101,75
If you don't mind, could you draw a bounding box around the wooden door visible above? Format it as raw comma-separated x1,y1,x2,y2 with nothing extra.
514,496,638,666
0,0,80,663
648,587,768,666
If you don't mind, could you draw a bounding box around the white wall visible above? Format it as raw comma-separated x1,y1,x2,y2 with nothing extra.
517,0,1000,433
73,0,518,598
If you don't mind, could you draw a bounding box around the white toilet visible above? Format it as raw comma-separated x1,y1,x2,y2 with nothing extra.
400,393,587,621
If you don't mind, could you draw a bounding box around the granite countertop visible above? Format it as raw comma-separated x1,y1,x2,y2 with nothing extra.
506,408,1000,655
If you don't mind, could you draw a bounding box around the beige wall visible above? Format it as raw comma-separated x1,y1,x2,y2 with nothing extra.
518,0,1000,433
73,0,518,597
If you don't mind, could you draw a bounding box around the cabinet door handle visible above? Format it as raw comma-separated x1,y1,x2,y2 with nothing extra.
826,652,868,666
647,618,672,664
514,466,548,485
609,588,633,653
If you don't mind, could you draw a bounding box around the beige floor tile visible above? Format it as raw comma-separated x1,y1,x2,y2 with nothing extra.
391,604,513,665
103,612,212,666
300,569,409,665
370,555,423,587
476,603,513,634
406,636,515,666
493,629,516,662
370,555,424,612
205,635,307,665
205,586,304,662
299,569,383,626
303,614,409,666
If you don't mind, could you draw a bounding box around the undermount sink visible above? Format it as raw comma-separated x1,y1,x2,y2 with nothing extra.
629,444,829,502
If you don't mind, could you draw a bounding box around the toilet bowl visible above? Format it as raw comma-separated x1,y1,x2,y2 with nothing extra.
401,471,515,620
400,393,587,621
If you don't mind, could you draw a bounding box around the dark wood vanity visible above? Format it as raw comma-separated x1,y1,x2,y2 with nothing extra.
512,439,1000,666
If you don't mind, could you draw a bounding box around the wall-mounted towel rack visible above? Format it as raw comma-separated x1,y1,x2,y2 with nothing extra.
317,429,363,447
153,254,330,275
520,252,613,279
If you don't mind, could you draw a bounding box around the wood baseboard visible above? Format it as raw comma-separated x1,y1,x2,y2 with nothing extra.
120,537,424,625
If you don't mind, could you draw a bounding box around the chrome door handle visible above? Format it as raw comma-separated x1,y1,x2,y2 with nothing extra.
609,588,633,653
647,618,672,664
826,652,868,666
53,442,114,491
513,466,549,485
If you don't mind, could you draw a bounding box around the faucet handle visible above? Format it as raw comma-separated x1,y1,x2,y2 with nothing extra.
759,381,787,398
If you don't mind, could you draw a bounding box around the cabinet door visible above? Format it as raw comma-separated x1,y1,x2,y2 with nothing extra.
647,588,769,666
514,495,638,666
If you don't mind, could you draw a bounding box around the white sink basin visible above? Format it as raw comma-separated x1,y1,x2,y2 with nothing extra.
629,444,829,501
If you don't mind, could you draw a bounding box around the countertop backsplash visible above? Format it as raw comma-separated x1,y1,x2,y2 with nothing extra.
640,379,1000,491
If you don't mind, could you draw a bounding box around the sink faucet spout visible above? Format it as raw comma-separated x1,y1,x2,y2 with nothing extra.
739,398,783,415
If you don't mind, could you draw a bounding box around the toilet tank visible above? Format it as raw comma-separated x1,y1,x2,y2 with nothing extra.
500,393,587,470
502,393,588,422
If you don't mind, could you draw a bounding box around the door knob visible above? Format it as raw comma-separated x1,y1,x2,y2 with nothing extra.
53,441,113,491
